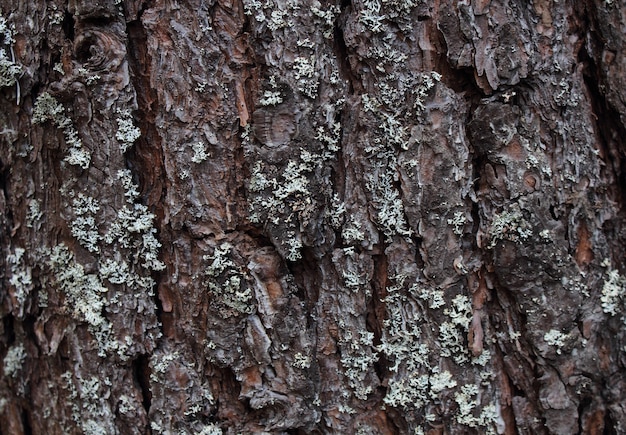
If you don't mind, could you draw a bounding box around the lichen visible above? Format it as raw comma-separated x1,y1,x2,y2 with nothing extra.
61,372,116,434
48,244,112,354
543,329,567,354
3,343,26,378
0,13,21,88
33,92,91,169
7,248,32,313
203,243,254,316
115,109,141,153
70,194,101,253
190,141,209,163
600,264,626,317
338,320,378,400
487,205,532,248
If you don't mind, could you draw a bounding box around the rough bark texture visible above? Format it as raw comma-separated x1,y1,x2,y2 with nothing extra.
1,0,626,434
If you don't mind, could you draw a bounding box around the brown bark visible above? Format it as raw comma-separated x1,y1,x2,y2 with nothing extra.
1,0,626,434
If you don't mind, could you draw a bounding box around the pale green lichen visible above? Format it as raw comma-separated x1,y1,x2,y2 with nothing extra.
3,343,26,378
292,56,318,98
600,265,626,317
203,243,254,315
338,320,378,400
33,92,90,168
70,194,101,253
7,248,32,312
292,352,311,369
366,164,413,241
115,109,141,153
447,211,467,236
26,199,43,227
61,372,115,434
487,205,532,248
0,13,21,88
190,141,209,163
103,170,165,273
48,244,110,332
543,329,567,354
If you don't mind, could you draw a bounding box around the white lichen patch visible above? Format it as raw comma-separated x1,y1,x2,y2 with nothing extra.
259,90,283,106
196,423,223,435
48,244,113,355
115,109,141,153
33,92,90,168
103,170,165,273
543,329,567,354
203,243,254,316
0,13,21,88
70,194,101,253
247,149,326,261
62,372,116,434
292,352,311,369
600,265,626,317
366,164,413,241
26,199,43,227
292,56,319,98
190,141,209,163
447,211,467,236
487,205,532,248
7,248,32,313
3,343,26,378
338,321,378,400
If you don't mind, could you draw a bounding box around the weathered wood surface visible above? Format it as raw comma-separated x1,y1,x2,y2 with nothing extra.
1,0,625,433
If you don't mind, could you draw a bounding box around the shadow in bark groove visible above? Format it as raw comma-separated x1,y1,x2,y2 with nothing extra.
132,353,152,413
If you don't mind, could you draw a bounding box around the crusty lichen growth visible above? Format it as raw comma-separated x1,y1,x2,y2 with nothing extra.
337,320,378,400
0,13,21,88
7,248,32,315
48,244,113,355
33,92,91,169
378,273,499,432
61,372,116,435
203,243,254,316
3,343,26,378
103,170,166,273
115,109,141,153
487,204,533,248
543,329,567,355
599,260,626,320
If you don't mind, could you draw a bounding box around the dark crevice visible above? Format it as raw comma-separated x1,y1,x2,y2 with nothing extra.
577,396,593,434
289,246,320,311
2,314,15,346
368,241,401,435
575,1,626,214
124,9,168,355
62,10,75,41
0,158,12,235
333,5,360,94
604,409,617,435
132,354,152,412
367,247,387,380
21,408,32,435
579,53,626,212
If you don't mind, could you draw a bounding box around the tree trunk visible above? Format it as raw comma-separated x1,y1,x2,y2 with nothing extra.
1,0,625,433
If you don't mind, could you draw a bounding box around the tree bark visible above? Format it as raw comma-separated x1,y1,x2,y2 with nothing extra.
1,0,626,433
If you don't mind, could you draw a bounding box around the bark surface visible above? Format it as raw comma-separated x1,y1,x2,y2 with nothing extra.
1,0,626,434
